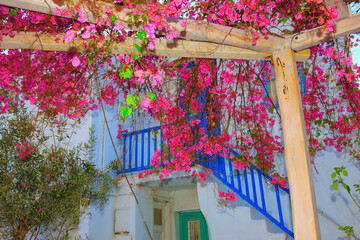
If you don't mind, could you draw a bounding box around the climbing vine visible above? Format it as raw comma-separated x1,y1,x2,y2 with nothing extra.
0,0,359,197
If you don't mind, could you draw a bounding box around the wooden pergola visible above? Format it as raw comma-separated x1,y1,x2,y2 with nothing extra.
1,1,359,239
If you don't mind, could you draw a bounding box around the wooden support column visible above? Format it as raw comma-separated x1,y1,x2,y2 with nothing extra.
272,49,321,240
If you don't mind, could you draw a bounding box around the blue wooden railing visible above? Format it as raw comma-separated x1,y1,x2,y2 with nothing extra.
118,126,294,238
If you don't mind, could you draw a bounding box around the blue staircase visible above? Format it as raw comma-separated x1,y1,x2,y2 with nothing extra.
118,126,294,238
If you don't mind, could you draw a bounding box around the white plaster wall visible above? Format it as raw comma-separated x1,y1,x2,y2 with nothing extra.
172,188,200,212
312,148,360,239
114,181,136,240
89,195,116,240
134,187,153,240
197,175,287,240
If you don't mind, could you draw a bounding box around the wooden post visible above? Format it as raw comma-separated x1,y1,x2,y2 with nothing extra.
272,49,321,240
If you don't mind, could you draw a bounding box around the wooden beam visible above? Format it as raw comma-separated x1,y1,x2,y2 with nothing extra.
0,32,309,61
0,0,133,23
0,0,284,53
286,13,360,52
272,49,321,240
169,19,284,53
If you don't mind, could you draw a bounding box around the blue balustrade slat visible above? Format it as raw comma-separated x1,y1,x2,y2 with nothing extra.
135,135,138,169
129,134,133,170
154,131,157,151
236,169,242,195
148,131,151,166
123,136,127,171
228,159,235,187
161,131,164,153
258,169,267,211
276,185,284,225
244,169,250,199
141,132,144,168
118,126,293,238
251,168,258,205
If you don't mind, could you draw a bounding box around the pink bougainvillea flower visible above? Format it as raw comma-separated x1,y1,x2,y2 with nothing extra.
104,6,111,14
81,30,91,39
71,56,81,67
96,18,103,27
148,42,155,50
141,96,151,111
16,142,35,159
198,172,207,181
77,11,88,23
86,24,97,33
54,7,62,15
152,71,162,87
63,30,77,43
328,5,339,19
135,70,145,83
180,21,187,28
219,190,236,202
114,22,123,30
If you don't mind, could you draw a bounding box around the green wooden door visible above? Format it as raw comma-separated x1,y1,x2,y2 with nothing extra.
179,211,209,240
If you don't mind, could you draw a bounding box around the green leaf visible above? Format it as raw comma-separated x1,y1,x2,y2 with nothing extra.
110,15,116,24
323,118,330,124
309,147,316,154
344,184,351,193
134,44,142,53
87,59,93,67
331,172,337,180
137,30,145,40
133,55,139,60
332,182,338,190
123,67,133,79
343,170,348,176
278,17,288,24
127,107,133,116
268,106,274,114
126,94,134,105
148,93,155,100
119,66,133,79
121,107,133,120
314,119,322,126
9,9,17,17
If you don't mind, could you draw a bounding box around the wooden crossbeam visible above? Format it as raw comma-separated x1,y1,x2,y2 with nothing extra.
0,0,284,53
286,13,360,52
2,0,360,54
0,0,133,23
0,32,310,61
169,19,283,54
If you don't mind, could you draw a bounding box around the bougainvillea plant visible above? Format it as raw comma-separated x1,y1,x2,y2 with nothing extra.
0,0,360,202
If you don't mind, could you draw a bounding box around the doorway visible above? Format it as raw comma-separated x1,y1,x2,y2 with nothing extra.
179,211,209,240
